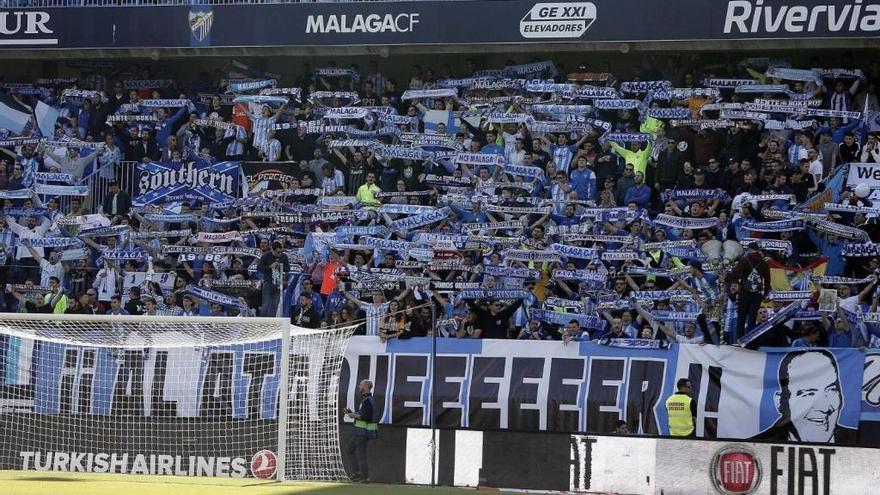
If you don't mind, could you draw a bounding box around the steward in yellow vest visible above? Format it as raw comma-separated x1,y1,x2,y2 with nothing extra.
666,378,695,437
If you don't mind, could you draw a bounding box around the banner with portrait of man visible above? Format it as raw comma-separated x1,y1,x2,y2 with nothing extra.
675,345,862,444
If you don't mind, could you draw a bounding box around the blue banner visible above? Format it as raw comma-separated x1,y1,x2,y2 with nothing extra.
135,160,240,206
342,338,866,443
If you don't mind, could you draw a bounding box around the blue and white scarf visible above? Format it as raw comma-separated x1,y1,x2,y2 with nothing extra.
740,219,803,233
226,79,276,93
401,88,457,100
525,81,575,93
456,289,530,300
647,107,692,120
532,309,604,329
232,95,288,106
842,243,880,258
809,218,868,240
805,108,862,119
389,207,451,232
652,311,702,322
138,99,190,108
144,213,197,223
552,268,606,282
503,249,560,262
503,61,556,78
184,284,247,309
359,236,415,253
632,290,693,301
77,225,130,238
34,172,75,184
765,67,819,82
739,301,805,345
486,113,533,124
20,237,82,248
567,86,619,99
621,80,672,93
0,189,34,199
455,152,504,167
323,107,368,119
33,184,89,197
595,99,643,110
551,243,598,260
740,238,793,256
307,91,361,105
503,164,545,179
124,79,174,89
482,264,540,280
702,78,756,88
100,249,146,261
734,84,789,94
810,275,874,285
603,132,653,143
661,189,729,202
653,214,718,230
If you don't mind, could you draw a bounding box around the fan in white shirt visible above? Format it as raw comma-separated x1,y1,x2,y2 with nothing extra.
25,245,64,287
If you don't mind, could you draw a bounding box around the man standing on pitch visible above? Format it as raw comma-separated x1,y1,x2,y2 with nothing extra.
345,379,377,482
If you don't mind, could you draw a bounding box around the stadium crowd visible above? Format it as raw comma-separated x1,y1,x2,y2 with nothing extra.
1,56,880,349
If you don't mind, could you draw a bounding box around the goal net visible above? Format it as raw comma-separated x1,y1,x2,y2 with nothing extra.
0,313,354,482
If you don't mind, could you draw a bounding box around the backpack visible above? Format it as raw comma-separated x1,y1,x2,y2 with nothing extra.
744,260,764,293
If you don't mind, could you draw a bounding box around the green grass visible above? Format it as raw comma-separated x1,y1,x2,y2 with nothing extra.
0,471,477,495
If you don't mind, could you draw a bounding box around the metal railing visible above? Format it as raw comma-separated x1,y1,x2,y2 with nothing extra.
0,0,456,7
81,160,138,214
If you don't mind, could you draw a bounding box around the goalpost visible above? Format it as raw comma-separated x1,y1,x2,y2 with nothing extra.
0,313,355,482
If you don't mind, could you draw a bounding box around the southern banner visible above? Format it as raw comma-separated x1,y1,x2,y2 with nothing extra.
134,160,240,206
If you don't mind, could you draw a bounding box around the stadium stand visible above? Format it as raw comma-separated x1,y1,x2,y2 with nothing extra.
1,56,879,351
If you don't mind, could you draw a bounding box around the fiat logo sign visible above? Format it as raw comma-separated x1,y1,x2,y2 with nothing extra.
710,445,762,495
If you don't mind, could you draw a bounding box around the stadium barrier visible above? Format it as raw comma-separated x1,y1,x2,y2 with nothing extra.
340,425,880,493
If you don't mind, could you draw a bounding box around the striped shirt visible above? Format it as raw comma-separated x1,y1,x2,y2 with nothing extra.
357,301,390,336
225,125,247,158
550,144,576,175
250,115,277,150
262,139,281,162
688,274,718,303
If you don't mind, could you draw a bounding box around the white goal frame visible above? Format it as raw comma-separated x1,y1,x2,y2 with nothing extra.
0,312,354,482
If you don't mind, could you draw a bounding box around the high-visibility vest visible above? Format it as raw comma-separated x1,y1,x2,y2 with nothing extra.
353,419,378,439
353,395,378,439
665,393,694,436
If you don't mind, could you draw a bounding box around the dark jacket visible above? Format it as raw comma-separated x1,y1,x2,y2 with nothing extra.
133,138,160,162
726,252,771,295
102,190,131,217
466,299,524,339
292,304,321,328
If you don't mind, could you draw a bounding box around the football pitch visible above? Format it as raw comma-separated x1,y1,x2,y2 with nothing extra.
0,471,477,495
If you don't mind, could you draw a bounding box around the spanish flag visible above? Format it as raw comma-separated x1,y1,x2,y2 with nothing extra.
768,258,828,292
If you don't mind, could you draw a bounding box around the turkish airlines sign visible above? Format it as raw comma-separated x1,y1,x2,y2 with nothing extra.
0,11,56,45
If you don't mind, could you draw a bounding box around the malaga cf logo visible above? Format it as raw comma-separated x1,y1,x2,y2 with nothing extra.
189,10,214,42
710,445,762,495
250,449,277,479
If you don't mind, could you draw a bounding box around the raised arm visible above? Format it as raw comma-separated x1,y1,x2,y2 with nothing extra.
25,245,44,265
